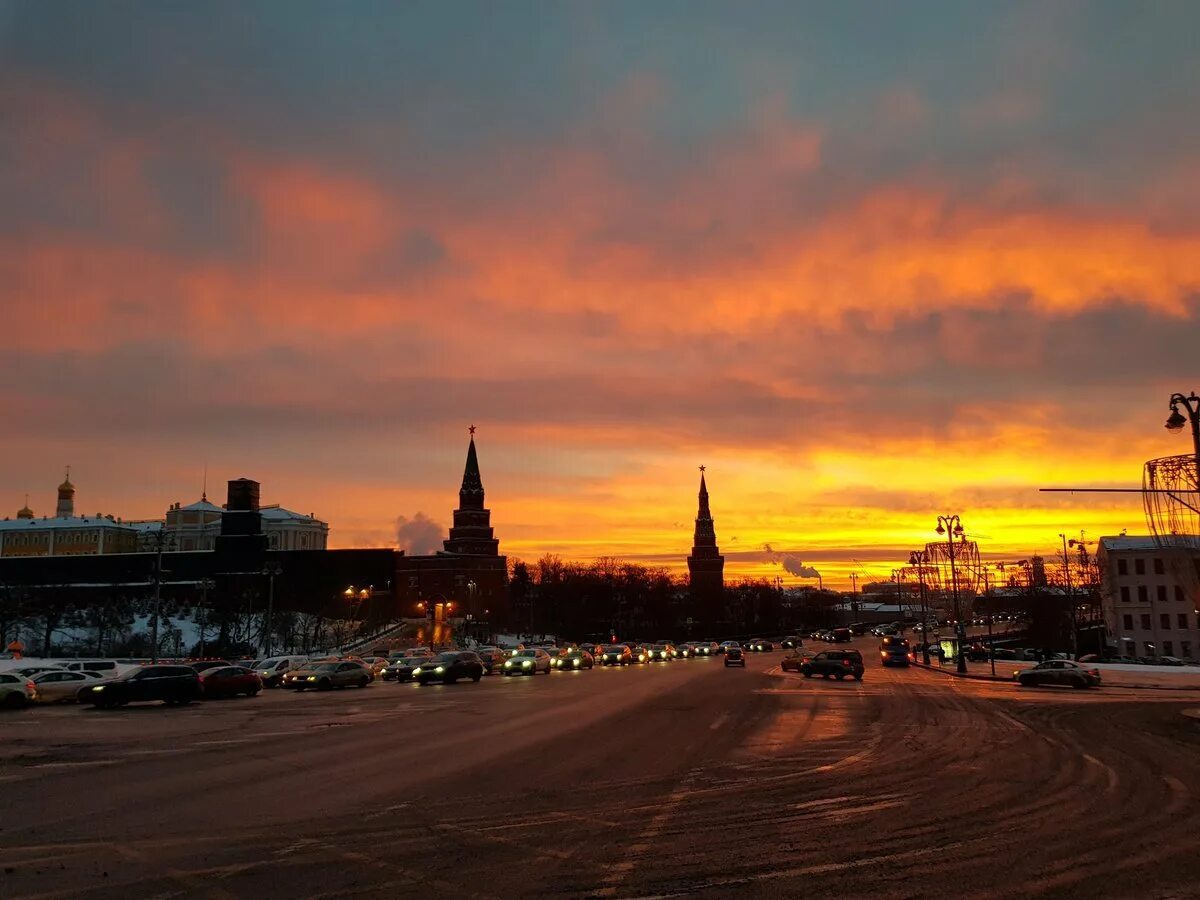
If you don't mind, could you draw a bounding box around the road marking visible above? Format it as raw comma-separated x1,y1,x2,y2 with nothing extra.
596,768,703,896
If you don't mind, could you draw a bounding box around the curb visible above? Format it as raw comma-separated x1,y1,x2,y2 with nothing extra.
909,660,1010,683
911,659,1200,691
1183,709,1200,721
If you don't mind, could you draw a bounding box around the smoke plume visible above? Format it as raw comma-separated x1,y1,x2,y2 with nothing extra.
395,512,444,555
763,543,820,579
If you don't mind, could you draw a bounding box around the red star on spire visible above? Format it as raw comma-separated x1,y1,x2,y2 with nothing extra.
469,424,476,436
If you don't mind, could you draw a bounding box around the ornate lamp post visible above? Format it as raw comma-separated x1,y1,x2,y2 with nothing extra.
909,550,931,664
936,514,969,674
1165,391,1200,473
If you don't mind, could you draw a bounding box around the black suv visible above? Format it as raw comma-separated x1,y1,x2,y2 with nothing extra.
801,650,864,681
79,665,201,708
414,651,484,685
724,646,746,667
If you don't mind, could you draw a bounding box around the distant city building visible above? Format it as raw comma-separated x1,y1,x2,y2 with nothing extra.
396,430,508,624
0,471,328,556
0,471,140,557
687,467,725,595
129,493,328,552
1099,536,1199,661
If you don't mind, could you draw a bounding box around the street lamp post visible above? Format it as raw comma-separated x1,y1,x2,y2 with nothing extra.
909,550,931,664
1165,391,1200,474
261,562,282,657
982,566,996,677
196,577,216,658
936,515,969,674
1058,533,1077,659
148,529,175,663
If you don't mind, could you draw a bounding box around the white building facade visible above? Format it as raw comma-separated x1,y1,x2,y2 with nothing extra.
1098,536,1200,661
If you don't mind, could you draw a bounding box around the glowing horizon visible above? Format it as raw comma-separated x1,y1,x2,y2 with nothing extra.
1,3,1196,589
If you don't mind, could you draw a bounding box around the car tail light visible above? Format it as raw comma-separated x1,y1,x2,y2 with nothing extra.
842,659,851,666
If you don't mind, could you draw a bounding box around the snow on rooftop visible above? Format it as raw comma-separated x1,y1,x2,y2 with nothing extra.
1098,535,1199,552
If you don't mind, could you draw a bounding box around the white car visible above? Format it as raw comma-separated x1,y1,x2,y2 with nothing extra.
255,656,310,688
501,648,552,675
30,670,104,703
0,672,38,708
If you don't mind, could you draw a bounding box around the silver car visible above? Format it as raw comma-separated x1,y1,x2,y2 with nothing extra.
501,648,552,675
30,670,104,703
1015,660,1101,688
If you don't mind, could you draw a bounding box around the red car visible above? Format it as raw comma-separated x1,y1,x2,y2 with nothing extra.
198,666,263,699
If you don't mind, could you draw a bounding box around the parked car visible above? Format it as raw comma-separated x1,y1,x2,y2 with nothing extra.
416,651,485,685
718,641,741,655
30,670,102,703
750,639,775,652
255,656,310,688
283,660,372,691
1015,660,1101,689
724,646,746,667
552,649,594,671
186,659,233,674
56,660,131,678
781,650,816,672
199,666,263,699
502,648,553,676
79,665,202,707
780,637,804,649
830,628,853,644
801,650,865,681
0,671,38,708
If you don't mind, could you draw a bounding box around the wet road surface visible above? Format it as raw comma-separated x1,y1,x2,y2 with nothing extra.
2,643,1199,899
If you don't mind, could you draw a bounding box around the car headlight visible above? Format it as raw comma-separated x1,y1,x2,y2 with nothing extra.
307,676,317,681
522,661,532,668
638,655,646,662
413,668,423,676
94,685,105,691
504,661,512,667
435,666,445,674
573,659,580,667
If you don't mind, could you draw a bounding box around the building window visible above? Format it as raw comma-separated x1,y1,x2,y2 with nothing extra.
1178,614,1189,629
1177,586,1186,602
1117,559,1128,575
1141,614,1152,629
1135,559,1146,575
1161,613,1172,630
1120,587,1130,603
1154,558,1165,575
1146,642,1157,657
1183,642,1193,659
1137,586,1148,603
1164,641,1174,656
1158,585,1168,603
1123,614,1134,630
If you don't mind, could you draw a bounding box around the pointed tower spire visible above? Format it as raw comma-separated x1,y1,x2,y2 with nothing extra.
444,426,499,555
687,465,724,596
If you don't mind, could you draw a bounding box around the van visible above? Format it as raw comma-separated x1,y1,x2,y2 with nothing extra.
831,628,852,643
254,656,310,687
58,660,132,678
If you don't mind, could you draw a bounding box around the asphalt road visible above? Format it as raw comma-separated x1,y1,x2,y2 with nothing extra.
3,642,1200,899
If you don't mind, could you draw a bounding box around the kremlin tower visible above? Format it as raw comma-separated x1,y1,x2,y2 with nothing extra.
443,427,500,556
687,466,725,595
56,468,75,518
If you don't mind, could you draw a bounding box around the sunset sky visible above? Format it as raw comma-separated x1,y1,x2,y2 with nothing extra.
2,2,1198,588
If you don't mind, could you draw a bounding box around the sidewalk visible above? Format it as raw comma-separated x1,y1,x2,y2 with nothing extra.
912,657,1200,690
